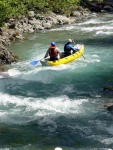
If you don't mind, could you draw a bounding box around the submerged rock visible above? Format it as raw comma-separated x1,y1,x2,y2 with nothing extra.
103,86,113,91
104,103,113,111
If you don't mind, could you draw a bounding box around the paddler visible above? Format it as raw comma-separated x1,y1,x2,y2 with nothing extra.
64,39,78,57
44,42,61,61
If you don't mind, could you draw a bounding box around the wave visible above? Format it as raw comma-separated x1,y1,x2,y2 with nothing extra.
96,30,113,35
49,17,113,32
101,137,113,145
78,19,113,25
81,26,113,32
51,25,76,31
7,58,87,83
0,92,89,125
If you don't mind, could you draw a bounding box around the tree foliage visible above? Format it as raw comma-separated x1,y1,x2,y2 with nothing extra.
0,0,103,26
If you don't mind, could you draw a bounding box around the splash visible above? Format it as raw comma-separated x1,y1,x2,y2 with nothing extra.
0,92,88,124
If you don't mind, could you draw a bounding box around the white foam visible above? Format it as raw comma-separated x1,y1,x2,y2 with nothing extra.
101,137,113,145
7,59,85,83
96,30,113,35
78,19,98,25
0,92,88,124
79,19,113,26
86,58,100,64
51,25,75,31
8,68,21,77
81,26,113,32
88,134,113,148
34,96,88,116
0,75,4,78
92,55,100,58
55,148,62,150
106,126,113,135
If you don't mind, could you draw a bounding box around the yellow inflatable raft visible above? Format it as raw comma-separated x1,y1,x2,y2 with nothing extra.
40,44,84,66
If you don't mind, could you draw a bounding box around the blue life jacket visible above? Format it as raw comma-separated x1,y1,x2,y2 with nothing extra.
64,42,72,52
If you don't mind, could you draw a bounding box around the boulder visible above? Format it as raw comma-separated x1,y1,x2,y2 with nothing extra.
28,11,35,17
104,103,113,111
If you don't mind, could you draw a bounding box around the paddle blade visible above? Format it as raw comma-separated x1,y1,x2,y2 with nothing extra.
30,60,39,65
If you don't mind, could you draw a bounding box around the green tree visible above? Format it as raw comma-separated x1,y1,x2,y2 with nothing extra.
0,0,103,26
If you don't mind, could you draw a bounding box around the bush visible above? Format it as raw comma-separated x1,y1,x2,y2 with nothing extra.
0,0,103,26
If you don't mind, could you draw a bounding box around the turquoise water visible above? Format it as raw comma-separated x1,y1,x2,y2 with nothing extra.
0,13,113,150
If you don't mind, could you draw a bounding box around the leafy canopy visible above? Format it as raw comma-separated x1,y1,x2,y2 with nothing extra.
0,0,103,26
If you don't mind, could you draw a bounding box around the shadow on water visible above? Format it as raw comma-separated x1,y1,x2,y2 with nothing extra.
1,74,113,99
0,112,113,149
57,33,113,49
82,35,113,46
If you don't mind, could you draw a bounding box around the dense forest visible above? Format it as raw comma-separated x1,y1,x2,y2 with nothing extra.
0,0,103,26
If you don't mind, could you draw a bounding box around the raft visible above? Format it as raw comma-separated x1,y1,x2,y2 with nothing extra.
40,44,84,66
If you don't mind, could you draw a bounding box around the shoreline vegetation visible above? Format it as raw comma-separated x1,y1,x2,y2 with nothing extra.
0,0,113,71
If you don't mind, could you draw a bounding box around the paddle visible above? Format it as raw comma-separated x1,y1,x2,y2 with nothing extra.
79,51,86,59
72,40,86,59
30,57,47,66
30,60,39,65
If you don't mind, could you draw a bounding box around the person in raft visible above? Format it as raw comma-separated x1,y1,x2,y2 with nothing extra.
44,42,61,61
64,39,78,57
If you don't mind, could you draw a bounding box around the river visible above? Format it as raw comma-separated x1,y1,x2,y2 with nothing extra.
0,12,113,150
